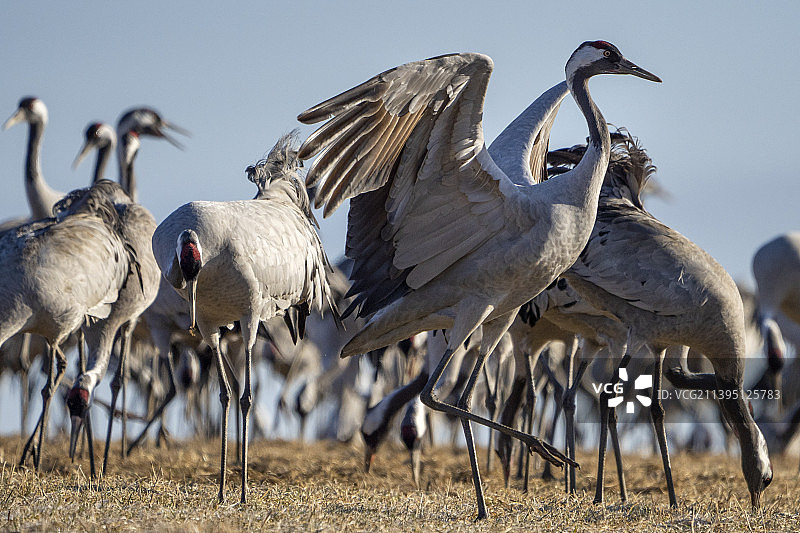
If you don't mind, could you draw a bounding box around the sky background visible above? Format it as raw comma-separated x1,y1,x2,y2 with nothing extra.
2,2,798,290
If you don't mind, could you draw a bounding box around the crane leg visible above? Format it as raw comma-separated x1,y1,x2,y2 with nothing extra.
564,360,589,494
482,360,498,475
77,330,96,478
594,352,631,505
522,352,536,493
239,320,257,505
419,312,575,519
210,333,232,503
103,325,131,476
120,324,134,459
128,351,177,455
19,333,32,435
29,345,67,471
608,405,626,502
495,376,525,487
456,343,491,519
650,351,677,507
538,352,564,482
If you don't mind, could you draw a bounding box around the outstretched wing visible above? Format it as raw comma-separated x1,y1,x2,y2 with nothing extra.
298,53,520,315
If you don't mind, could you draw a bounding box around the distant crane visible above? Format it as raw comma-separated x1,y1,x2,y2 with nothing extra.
73,123,118,183
752,232,800,410
296,41,660,518
3,97,64,219
152,133,341,503
400,395,428,488
115,107,188,201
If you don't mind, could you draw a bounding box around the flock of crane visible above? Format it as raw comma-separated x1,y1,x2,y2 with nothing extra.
1,40,798,519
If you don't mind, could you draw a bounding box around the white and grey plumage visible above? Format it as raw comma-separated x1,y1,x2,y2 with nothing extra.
65,132,161,476
153,133,340,503
6,180,138,470
297,41,660,519
3,97,65,219
544,132,773,509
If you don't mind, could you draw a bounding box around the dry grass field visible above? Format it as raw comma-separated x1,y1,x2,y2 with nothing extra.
1,435,799,532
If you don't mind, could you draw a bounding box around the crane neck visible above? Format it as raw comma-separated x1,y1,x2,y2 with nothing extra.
570,74,610,154
488,82,568,185
24,120,60,219
118,135,139,202
92,144,113,185
362,370,428,436
555,73,611,206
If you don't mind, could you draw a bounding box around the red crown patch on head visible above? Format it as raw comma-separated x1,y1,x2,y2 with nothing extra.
590,40,613,50
180,242,201,265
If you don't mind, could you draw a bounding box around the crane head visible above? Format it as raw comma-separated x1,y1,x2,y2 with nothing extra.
66,386,90,460
117,107,189,149
177,229,203,333
3,96,47,130
73,122,117,169
566,41,661,85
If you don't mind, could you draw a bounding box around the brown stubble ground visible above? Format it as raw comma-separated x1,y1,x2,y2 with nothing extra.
1,436,799,532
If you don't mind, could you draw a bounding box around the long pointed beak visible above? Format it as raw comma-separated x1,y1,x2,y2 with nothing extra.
751,489,762,510
410,447,422,488
496,447,512,488
364,445,376,473
69,415,84,460
2,109,24,130
157,121,190,150
188,278,198,335
618,58,662,83
72,141,93,170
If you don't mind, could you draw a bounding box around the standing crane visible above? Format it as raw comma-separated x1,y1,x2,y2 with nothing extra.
66,132,160,477
549,132,773,509
152,133,341,503
71,114,186,458
9,180,139,470
752,232,800,410
296,41,661,518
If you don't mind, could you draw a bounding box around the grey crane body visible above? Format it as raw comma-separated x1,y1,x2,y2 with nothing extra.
66,132,161,475
6,180,139,470
545,134,773,509
153,134,339,503
298,41,660,519
0,186,131,346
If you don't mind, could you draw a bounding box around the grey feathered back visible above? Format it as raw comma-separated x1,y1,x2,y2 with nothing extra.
52,179,143,292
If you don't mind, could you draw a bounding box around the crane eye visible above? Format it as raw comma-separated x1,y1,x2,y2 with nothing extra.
603,50,611,58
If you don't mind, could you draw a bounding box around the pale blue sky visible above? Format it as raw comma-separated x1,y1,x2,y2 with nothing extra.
2,1,798,289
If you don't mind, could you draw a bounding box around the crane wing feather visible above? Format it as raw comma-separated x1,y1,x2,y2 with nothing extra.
300,53,524,314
